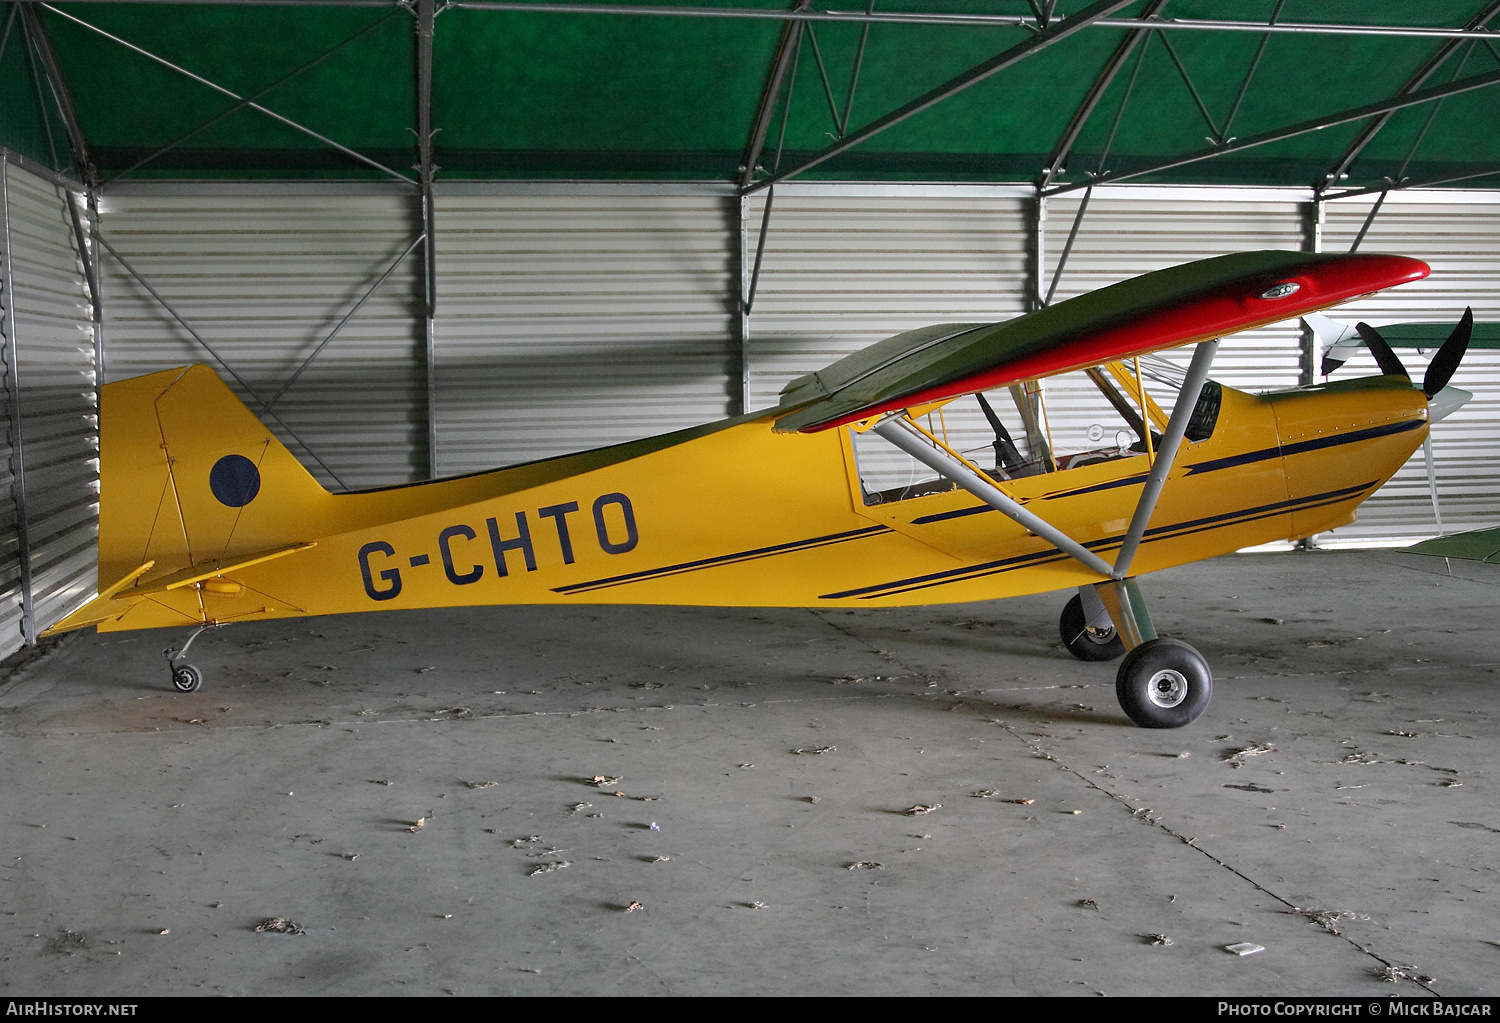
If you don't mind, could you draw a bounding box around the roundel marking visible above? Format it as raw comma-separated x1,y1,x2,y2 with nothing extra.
209,454,262,508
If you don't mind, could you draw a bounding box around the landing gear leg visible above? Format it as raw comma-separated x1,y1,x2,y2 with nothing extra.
164,624,217,693
1060,587,1124,662
1093,578,1212,728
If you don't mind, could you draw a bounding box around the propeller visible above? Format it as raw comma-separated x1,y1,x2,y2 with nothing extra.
1421,306,1473,398
1353,307,1473,398
1354,308,1475,538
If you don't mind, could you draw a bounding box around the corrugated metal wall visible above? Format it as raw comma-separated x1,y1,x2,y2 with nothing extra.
743,187,1033,410
0,158,98,657
96,187,426,490
84,182,1500,559
433,190,735,475
742,187,1034,490
1318,193,1500,545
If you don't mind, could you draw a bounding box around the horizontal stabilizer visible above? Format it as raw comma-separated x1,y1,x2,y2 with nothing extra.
42,544,315,636
773,250,1428,434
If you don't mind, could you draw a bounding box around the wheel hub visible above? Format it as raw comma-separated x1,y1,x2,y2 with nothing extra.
1146,668,1188,708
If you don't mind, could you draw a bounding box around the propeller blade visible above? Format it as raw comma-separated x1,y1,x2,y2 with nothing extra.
1423,307,1474,399
1355,322,1409,379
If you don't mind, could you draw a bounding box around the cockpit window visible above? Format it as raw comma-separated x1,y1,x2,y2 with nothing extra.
850,358,1220,506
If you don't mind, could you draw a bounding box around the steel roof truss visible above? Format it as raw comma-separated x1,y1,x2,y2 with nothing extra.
1039,0,1166,190
1090,28,1152,181
803,25,844,136
1218,0,1284,143
1396,44,1478,185
1321,161,1500,201
744,0,1138,195
1321,0,1500,190
1045,66,1500,196
102,11,400,185
41,3,417,187
737,0,808,189
19,5,93,184
1155,28,1221,143
837,0,873,137
18,7,62,172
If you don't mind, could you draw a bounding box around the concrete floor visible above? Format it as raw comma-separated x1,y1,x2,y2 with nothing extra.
0,549,1496,997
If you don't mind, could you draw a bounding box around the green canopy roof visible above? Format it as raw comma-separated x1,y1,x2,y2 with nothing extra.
2,1,1499,192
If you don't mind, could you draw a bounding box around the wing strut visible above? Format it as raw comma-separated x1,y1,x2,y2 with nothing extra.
870,415,1114,577
1110,339,1219,579
870,338,1219,595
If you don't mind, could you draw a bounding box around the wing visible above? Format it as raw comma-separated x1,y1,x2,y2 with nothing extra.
1404,527,1500,564
773,250,1429,434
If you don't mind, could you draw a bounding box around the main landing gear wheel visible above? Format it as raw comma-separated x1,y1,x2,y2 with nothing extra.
171,664,203,694
1116,638,1211,729
1060,594,1124,662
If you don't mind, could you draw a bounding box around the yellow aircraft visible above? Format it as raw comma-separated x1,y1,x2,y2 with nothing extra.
45,250,1474,728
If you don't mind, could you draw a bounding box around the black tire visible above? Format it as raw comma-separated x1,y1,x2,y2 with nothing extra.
1115,638,1211,729
172,664,203,693
1060,594,1124,662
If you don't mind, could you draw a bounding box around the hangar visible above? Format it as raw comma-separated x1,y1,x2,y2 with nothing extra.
0,0,1497,996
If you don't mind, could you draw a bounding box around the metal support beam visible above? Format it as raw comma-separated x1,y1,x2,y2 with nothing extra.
432,4,1500,40
1300,197,1322,388
1092,577,1156,649
1219,0,1283,141
258,232,426,415
872,414,1113,578
16,2,1500,40
1321,0,1500,190
1156,28,1221,141
744,0,1137,195
1111,339,1218,580
738,0,809,189
1320,162,1500,201
836,0,873,137
18,3,94,185
18,5,61,171
735,194,751,416
41,4,417,187
416,0,437,312
93,232,349,490
1043,67,1500,196
104,11,399,185
1347,190,1387,254
0,6,17,68
1044,185,1089,306
0,162,37,646
416,0,438,477
1031,192,1046,311
1038,0,1166,190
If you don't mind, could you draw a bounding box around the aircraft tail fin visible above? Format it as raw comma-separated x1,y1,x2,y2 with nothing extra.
46,365,333,633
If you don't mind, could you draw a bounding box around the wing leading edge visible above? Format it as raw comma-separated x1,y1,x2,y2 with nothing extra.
772,250,1429,434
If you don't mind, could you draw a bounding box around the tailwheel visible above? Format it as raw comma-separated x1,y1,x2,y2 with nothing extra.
1060,594,1124,662
164,623,217,693
171,663,203,693
1116,638,1211,729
